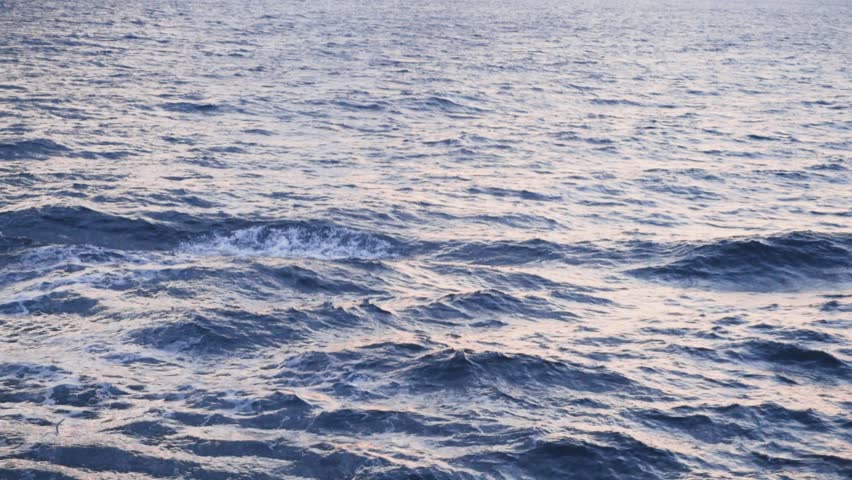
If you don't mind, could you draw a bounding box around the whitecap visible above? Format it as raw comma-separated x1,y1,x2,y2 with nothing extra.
180,225,394,260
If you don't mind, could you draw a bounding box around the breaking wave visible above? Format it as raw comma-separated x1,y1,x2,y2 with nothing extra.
181,224,398,260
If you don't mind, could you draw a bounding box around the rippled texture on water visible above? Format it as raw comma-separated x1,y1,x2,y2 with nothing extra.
1,0,851,479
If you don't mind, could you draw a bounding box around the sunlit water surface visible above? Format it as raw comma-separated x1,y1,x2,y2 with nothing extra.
0,1,850,479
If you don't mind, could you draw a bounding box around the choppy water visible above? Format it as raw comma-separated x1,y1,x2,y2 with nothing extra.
1,0,851,478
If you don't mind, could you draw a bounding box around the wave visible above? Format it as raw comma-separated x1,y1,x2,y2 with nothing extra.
462,432,686,480
307,407,475,437
176,435,420,480
0,363,72,406
0,362,127,411
732,340,849,375
628,231,852,291
590,98,643,107
181,224,397,260
0,206,185,251
633,400,847,451
426,264,566,291
435,237,629,267
822,299,852,312
406,289,575,323
0,469,78,480
0,206,402,261
16,444,263,480
330,99,388,111
0,138,70,161
707,402,832,432
405,95,489,115
0,291,101,317
467,186,562,202
436,239,568,265
403,349,643,394
253,264,380,294
128,309,302,355
636,409,754,444
159,101,222,114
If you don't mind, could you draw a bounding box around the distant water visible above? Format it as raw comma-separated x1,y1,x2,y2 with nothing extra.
1,0,850,478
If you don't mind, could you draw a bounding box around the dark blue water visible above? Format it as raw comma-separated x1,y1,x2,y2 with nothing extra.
1,0,851,478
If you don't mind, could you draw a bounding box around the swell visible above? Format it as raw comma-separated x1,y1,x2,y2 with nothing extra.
0,205,403,260
4,208,848,295
274,345,654,398
629,231,852,291
0,138,70,161
461,431,686,480
182,224,398,260
434,238,615,266
405,289,576,324
633,401,849,449
0,206,190,251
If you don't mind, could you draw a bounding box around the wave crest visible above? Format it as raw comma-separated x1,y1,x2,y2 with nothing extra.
629,231,852,291
182,224,395,260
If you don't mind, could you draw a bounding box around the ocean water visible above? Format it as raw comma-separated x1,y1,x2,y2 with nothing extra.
0,0,850,478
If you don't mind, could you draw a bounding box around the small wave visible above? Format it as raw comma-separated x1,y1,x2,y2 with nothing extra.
0,206,184,251
47,382,126,407
0,363,124,409
308,407,474,437
107,421,178,443
188,389,312,414
719,402,829,427
182,224,396,260
638,177,721,200
331,99,388,111
254,264,379,294
0,363,72,405
0,469,78,480
168,389,318,430
463,432,685,479
16,444,250,480
128,309,302,355
822,300,852,312
436,239,567,265
178,435,402,479
732,340,848,374
745,134,781,141
0,138,70,161
0,235,33,255
407,289,575,323
0,207,400,261
467,186,562,201
404,349,641,394
636,409,754,444
5,243,134,269
160,102,221,113
591,98,643,107
436,238,616,266
629,231,852,291
0,291,101,317
405,96,488,115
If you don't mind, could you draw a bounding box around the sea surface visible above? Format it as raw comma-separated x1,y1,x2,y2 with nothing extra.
0,1,851,479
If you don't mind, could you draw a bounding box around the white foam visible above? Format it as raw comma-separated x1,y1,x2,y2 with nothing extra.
181,225,392,260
